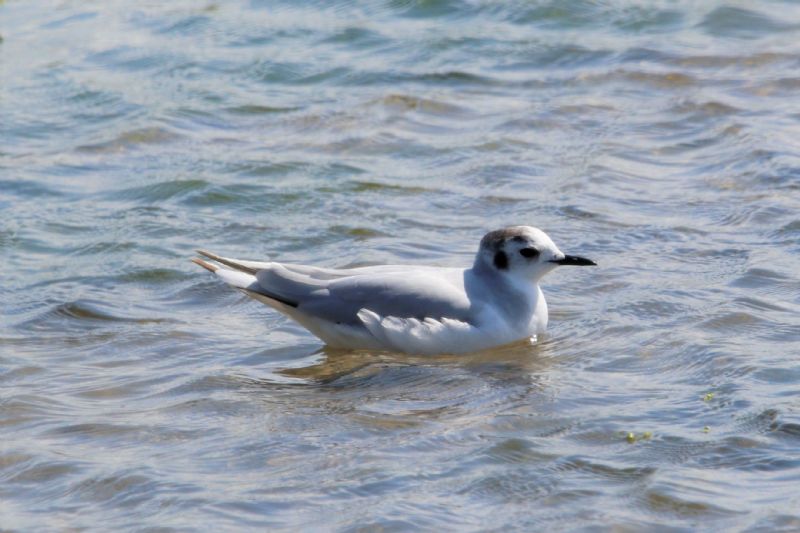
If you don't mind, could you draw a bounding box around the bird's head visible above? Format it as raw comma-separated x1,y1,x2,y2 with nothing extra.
476,226,596,282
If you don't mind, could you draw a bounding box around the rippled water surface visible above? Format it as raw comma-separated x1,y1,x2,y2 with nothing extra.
3,1,800,530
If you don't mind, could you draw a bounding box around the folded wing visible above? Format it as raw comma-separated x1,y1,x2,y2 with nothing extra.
255,264,472,325
194,251,482,352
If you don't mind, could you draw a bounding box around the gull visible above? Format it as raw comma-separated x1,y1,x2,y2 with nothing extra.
192,226,595,355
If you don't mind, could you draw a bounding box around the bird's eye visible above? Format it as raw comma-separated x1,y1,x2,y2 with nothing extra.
519,248,539,259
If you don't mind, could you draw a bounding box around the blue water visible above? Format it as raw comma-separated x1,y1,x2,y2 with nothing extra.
2,1,800,530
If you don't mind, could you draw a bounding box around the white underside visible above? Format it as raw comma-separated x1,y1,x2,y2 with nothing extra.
256,296,541,355
244,282,544,356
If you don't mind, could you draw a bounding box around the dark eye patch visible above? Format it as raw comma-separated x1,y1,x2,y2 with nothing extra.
519,248,539,259
493,250,508,270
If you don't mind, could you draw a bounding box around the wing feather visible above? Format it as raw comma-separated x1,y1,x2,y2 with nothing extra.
193,254,498,353
357,309,479,354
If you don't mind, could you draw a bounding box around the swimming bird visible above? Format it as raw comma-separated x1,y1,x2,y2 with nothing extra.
192,226,595,355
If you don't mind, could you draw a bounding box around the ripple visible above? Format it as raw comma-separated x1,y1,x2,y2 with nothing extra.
67,472,159,507
639,486,740,518
460,471,557,502
671,99,741,118
482,438,557,465
410,70,497,87
749,77,800,97
696,437,800,472
70,241,138,256
327,225,388,240
733,296,791,313
552,454,651,481
700,312,768,334
771,219,800,242
156,14,211,36
224,104,302,115
730,268,792,290
348,180,430,194
618,299,692,321
53,301,136,322
377,93,471,117
582,69,698,89
0,451,35,474
182,184,304,209
8,461,82,484
20,300,176,332
75,127,183,154
749,515,800,531
0,395,70,430
753,366,800,385
773,422,800,441
669,51,799,69
117,268,189,284
110,179,209,202
733,409,779,435
317,26,390,49
700,6,798,39
0,365,46,385
1,179,66,199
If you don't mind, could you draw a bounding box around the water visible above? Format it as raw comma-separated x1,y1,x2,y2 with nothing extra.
2,0,800,530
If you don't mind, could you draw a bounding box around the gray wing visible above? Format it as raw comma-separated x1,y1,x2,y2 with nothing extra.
254,263,472,326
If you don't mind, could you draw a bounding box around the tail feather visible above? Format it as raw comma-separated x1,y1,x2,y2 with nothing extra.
196,250,259,275
192,255,299,308
192,257,218,272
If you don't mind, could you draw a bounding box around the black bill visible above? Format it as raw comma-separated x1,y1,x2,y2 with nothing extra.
550,254,597,266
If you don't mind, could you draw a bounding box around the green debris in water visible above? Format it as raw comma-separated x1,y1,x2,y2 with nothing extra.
703,426,711,433
703,392,714,402
624,431,653,443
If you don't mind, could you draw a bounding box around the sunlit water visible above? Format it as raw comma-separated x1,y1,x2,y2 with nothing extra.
2,1,800,530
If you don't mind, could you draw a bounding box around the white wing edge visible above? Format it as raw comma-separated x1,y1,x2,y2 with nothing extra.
357,308,481,355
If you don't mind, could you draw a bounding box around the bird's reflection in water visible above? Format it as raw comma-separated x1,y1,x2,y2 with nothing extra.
278,336,558,387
